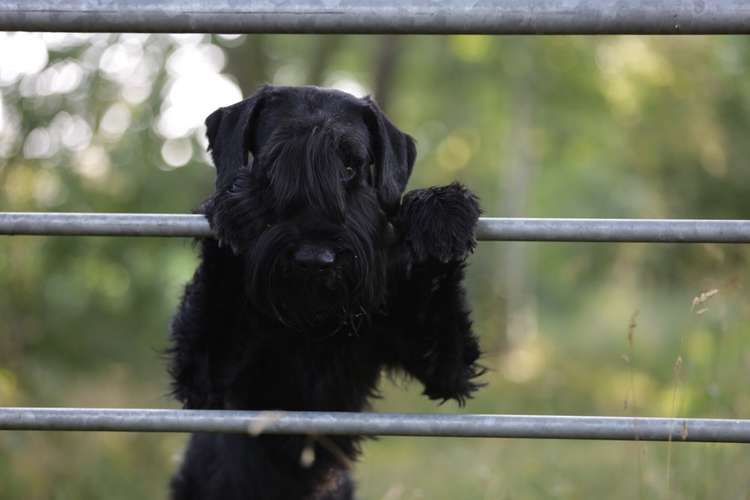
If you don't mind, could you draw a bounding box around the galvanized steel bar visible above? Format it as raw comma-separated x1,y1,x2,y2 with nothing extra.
2,213,750,242
0,212,212,237
2,0,750,34
1,408,749,443
476,217,750,242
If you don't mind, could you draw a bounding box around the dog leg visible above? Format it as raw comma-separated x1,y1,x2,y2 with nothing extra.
388,183,485,405
172,433,355,500
168,239,243,410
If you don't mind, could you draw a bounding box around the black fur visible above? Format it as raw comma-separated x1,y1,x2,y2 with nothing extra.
168,85,483,500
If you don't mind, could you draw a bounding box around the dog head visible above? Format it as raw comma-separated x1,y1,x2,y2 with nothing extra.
203,85,416,332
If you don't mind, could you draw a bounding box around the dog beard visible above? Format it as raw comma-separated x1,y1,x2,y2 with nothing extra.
270,266,357,331
243,225,384,334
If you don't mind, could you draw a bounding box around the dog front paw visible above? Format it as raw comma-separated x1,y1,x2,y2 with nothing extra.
419,337,486,406
422,360,486,407
397,183,481,264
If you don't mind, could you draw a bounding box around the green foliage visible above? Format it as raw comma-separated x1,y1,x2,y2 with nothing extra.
3,33,750,499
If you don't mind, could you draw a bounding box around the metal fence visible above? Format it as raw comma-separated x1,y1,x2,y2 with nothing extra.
3,408,750,443
2,1,750,445
3,215,750,442
3,0,750,34
4,213,750,242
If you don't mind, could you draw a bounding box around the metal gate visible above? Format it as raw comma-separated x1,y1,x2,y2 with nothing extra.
3,0,750,444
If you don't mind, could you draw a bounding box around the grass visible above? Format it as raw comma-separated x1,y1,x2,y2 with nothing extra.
3,279,750,499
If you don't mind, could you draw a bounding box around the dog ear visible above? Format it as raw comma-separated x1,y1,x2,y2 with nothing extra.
363,97,416,216
205,86,269,192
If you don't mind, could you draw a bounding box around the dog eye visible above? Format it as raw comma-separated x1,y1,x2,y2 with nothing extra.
342,165,356,182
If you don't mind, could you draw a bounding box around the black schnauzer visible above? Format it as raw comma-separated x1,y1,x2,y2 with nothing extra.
168,85,483,500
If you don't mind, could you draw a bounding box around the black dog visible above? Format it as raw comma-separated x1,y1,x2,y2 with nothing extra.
168,85,483,500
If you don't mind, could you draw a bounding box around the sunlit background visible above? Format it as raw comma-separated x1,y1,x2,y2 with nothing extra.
2,33,750,499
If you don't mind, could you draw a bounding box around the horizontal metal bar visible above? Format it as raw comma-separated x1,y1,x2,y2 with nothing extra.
2,212,750,243
1,408,749,443
478,218,750,243
0,213,213,237
2,1,750,34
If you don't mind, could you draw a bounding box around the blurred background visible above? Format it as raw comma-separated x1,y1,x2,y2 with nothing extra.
2,33,750,499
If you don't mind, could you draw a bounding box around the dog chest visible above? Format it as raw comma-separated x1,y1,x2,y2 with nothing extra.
225,333,382,412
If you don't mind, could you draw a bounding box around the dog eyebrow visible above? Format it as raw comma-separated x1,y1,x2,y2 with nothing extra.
261,127,348,221
338,134,370,164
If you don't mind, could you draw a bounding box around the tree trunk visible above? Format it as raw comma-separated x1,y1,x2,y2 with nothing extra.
500,42,538,348
223,35,271,95
307,36,343,86
372,36,402,111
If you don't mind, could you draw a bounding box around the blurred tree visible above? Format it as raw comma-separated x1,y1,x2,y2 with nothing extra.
372,35,403,111
2,33,750,500
224,35,271,94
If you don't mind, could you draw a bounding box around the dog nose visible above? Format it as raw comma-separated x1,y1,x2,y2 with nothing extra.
293,244,336,270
